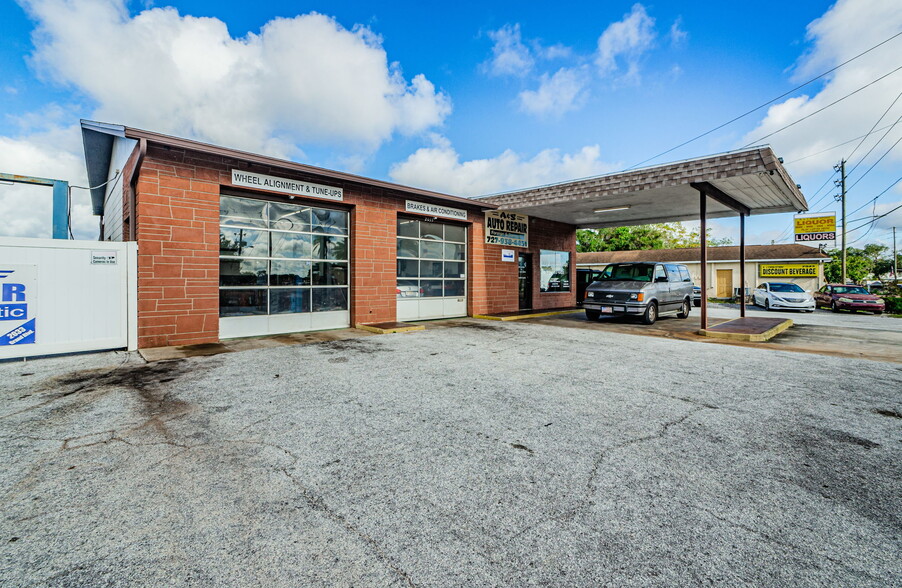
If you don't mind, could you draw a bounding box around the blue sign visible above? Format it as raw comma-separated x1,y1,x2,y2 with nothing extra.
0,266,36,346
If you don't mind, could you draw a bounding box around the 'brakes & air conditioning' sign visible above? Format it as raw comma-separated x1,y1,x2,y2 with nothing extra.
0,265,37,346
794,213,836,242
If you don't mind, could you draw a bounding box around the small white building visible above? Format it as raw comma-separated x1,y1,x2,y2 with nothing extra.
577,244,831,298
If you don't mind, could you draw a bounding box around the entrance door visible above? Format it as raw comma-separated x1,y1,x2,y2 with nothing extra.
518,253,532,309
716,269,733,298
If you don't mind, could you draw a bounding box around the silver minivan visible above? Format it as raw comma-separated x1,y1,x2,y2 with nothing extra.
582,262,694,325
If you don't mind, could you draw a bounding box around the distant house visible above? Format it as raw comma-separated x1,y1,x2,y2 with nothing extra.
576,244,831,297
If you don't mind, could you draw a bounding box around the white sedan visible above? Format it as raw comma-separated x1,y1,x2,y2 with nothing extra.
753,282,815,312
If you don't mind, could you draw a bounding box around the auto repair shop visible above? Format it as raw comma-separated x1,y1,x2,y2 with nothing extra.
81,120,808,349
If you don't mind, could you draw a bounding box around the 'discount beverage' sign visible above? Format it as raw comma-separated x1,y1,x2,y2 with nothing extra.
794,213,836,242
0,265,37,346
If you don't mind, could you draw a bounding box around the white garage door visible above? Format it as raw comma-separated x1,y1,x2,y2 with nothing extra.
218,195,349,338
396,217,467,321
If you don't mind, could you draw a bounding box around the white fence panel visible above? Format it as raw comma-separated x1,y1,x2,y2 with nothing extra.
0,237,137,360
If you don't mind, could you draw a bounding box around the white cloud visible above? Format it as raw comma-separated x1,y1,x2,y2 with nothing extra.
595,3,656,80
669,17,688,47
21,0,451,158
518,67,589,117
742,0,902,177
0,124,96,240
484,24,534,77
389,135,618,197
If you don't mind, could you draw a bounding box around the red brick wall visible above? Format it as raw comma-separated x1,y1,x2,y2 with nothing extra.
470,217,576,314
132,144,576,347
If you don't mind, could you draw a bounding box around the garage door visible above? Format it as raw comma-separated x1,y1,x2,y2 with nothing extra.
396,218,466,321
218,195,349,338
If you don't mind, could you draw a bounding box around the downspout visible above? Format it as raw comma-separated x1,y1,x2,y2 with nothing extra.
127,138,147,242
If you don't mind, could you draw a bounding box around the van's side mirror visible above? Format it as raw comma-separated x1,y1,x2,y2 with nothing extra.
655,276,667,283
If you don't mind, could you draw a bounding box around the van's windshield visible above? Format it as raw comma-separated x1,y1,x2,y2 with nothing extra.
597,263,655,282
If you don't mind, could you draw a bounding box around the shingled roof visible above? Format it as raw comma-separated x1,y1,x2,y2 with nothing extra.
576,244,830,265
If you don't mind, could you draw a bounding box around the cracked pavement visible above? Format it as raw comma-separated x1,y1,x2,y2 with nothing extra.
1,319,901,586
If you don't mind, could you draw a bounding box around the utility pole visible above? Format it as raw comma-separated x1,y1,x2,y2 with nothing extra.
894,226,898,284
835,160,847,283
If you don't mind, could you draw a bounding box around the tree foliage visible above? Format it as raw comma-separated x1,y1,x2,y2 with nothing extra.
576,222,732,252
823,245,900,283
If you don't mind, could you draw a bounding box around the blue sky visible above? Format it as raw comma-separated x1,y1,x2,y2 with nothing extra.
1,0,900,251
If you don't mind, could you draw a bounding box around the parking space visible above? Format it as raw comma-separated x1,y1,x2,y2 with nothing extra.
2,320,900,586
544,303,902,363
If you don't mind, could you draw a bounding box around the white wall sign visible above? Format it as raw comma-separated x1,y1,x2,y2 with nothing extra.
405,200,468,221
231,169,343,201
91,251,118,265
485,210,528,248
501,249,515,262
0,264,37,346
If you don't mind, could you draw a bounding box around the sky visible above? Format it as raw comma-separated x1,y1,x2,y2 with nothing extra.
1,0,900,251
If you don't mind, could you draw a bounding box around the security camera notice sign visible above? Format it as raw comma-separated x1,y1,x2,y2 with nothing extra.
0,265,37,346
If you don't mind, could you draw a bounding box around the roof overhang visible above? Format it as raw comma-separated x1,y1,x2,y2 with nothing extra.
81,121,128,215
479,147,808,228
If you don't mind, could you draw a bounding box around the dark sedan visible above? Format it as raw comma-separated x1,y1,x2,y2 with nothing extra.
814,284,885,314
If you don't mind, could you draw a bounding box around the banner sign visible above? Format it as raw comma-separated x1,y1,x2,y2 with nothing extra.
404,200,468,220
485,211,528,248
794,213,836,242
0,265,37,346
759,264,819,278
231,169,343,201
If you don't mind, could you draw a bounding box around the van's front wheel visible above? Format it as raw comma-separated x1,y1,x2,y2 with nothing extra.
641,302,657,325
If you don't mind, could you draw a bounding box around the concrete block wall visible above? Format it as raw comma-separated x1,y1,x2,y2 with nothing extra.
131,143,576,348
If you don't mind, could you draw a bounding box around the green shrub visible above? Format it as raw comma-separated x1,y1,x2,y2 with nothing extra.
883,296,902,314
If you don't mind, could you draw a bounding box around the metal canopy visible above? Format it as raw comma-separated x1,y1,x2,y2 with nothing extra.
479,146,807,228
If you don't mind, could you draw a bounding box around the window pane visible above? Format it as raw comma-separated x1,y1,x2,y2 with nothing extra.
220,259,267,286
271,232,312,259
312,287,348,311
220,228,269,257
444,280,465,297
420,260,443,278
398,219,419,238
270,288,310,314
421,280,443,297
421,241,443,259
270,260,311,286
219,289,267,317
444,261,465,278
443,243,465,260
269,202,311,232
312,209,348,234
540,250,570,292
421,223,442,241
313,235,348,260
397,238,419,258
312,262,348,285
397,259,418,278
220,196,266,228
444,224,466,243
397,279,421,298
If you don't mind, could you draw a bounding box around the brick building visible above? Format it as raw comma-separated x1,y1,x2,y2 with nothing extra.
81,121,577,348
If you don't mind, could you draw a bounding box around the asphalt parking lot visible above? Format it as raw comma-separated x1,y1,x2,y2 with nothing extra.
2,319,901,586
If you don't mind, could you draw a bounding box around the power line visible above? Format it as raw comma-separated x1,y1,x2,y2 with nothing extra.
741,65,902,148
847,132,902,192
847,174,902,217
624,31,902,170
845,88,902,163
784,122,896,164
